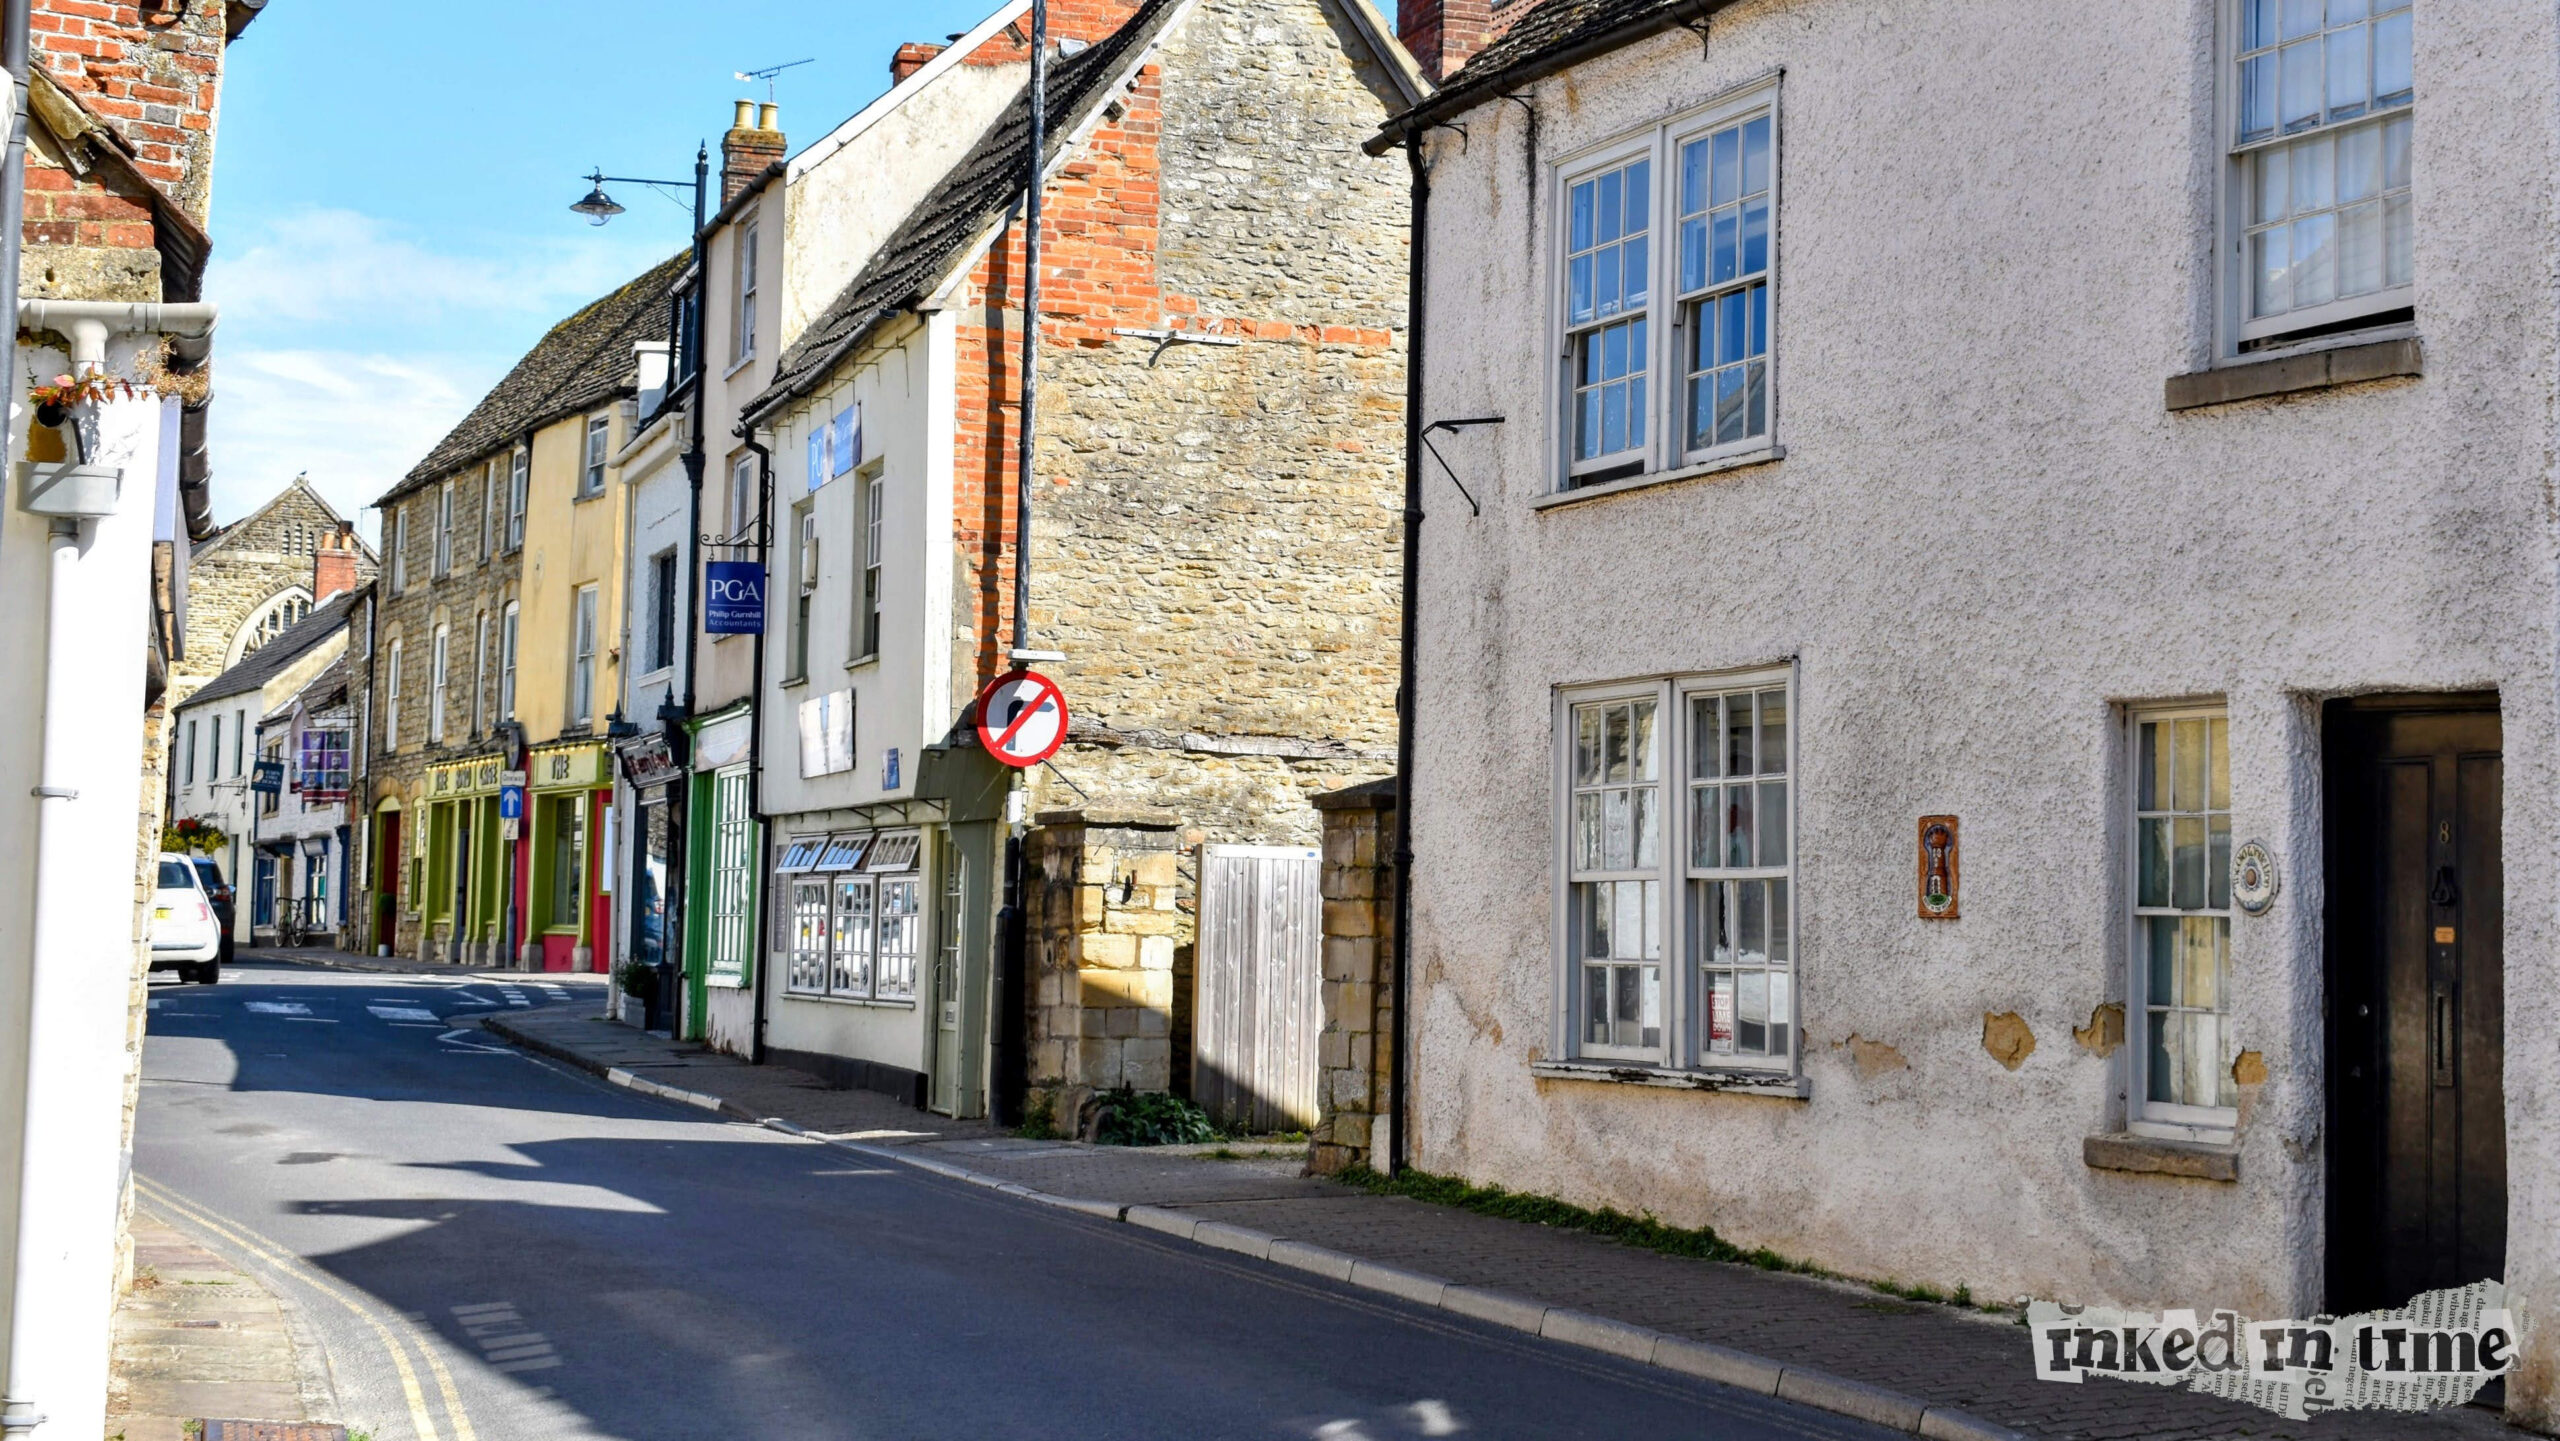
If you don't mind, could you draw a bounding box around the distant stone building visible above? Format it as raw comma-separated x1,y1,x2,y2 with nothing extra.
736,0,1425,1125
172,476,375,709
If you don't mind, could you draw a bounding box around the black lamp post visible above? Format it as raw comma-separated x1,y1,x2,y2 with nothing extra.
571,147,709,1032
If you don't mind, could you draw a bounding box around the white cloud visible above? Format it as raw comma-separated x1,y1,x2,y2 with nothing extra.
198,208,676,536
208,208,675,337
205,348,490,542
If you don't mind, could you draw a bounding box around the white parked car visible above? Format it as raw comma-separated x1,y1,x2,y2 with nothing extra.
148,853,221,984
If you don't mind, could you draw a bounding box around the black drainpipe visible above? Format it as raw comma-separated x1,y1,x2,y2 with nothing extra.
1388,131,1432,1177
741,430,776,1063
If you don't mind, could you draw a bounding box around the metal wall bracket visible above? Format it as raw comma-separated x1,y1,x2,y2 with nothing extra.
1111,327,1243,367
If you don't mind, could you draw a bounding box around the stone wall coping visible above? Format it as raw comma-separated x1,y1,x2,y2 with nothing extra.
1311,777,1399,811
1035,806,1182,830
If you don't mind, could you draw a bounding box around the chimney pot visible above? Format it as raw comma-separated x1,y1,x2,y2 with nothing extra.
311,523,357,604
732,98,755,129
758,101,779,131
720,99,788,204
890,40,948,84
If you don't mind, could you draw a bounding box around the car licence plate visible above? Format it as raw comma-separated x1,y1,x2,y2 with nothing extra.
153,907,171,920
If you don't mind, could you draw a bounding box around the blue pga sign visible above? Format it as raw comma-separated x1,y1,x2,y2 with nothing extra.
705,561,766,635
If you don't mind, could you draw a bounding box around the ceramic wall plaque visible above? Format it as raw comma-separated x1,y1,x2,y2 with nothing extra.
2232,839,2279,916
1918,815,1959,920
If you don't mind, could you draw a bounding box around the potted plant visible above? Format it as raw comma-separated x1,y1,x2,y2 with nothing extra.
614,959,653,1028
22,368,137,517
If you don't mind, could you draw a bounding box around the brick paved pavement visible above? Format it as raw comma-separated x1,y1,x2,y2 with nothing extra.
108,1207,341,1441
476,1004,2521,1441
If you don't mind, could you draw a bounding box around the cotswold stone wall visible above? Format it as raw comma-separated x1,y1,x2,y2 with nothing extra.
1024,808,1183,1128
175,482,376,707
956,0,1410,1106
1310,779,1396,1174
360,462,520,961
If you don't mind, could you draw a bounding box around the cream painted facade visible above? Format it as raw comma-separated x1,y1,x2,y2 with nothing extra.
515,405,629,745
1399,0,2560,1425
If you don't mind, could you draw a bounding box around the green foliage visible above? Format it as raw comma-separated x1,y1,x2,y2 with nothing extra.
1335,1165,2003,1312
1013,1092,1060,1141
1091,1087,1214,1146
614,959,656,996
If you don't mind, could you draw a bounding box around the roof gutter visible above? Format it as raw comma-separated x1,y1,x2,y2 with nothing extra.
1363,0,1722,157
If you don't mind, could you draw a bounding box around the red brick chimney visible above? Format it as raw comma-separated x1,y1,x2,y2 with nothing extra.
721,100,787,204
958,1,1145,65
313,524,357,604
1399,0,1497,83
891,41,947,84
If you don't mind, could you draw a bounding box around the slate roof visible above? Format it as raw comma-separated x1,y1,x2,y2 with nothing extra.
1373,0,1704,145
181,590,358,710
744,0,1187,424
385,249,689,503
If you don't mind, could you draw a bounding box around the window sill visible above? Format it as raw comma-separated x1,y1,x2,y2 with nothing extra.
722,352,757,381
779,673,807,690
845,652,878,671
573,488,606,504
1529,1058,1808,1099
2165,336,2420,411
1534,445,1785,511
2082,1132,2238,1182
780,990,916,1010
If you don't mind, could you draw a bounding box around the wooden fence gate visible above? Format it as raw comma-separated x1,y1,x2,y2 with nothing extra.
1193,844,1322,1133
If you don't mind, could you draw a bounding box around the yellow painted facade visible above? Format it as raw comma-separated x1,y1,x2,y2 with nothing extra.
515,404,630,746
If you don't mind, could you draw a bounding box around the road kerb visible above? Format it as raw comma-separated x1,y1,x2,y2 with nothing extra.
481,1016,2030,1441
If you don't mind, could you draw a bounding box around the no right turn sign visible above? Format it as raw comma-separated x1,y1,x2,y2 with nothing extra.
974,670,1068,769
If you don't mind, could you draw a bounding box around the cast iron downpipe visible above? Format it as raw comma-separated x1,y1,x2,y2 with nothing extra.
740,431,775,1064
0,0,25,491
1387,131,1432,1177
677,143,709,718
1012,0,1046,660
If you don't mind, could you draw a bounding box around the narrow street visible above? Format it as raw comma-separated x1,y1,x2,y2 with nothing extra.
136,962,1897,1441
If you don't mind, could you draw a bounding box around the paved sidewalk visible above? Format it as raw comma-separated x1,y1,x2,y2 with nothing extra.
107,1207,342,1441
484,1007,2520,1441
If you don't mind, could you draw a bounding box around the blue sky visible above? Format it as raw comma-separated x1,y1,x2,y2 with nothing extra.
206,0,1006,538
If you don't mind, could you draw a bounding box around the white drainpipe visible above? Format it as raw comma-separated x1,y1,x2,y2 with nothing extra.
2,299,213,1439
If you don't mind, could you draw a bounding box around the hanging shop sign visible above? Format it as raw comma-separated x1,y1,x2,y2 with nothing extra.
705,561,767,635
974,669,1069,769
616,734,682,789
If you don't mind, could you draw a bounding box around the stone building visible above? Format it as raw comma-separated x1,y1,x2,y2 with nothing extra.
172,475,375,708
735,0,1423,1124
355,253,681,969
1379,0,2560,1430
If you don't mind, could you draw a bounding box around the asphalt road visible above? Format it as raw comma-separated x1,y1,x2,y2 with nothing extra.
137,961,1901,1441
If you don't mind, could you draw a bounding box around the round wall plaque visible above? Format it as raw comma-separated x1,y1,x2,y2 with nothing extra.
2232,840,2279,916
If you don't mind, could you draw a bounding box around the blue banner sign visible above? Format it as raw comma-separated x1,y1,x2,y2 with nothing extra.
705,561,766,635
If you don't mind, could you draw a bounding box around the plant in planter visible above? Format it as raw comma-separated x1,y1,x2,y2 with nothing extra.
614,959,655,1026
26,369,137,463
1089,1087,1216,1147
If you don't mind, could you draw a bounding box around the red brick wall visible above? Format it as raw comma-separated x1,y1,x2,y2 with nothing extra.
31,0,225,221
946,57,1395,693
959,0,1145,67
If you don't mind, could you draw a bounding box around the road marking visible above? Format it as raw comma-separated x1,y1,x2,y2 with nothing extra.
244,1001,311,1015
135,1178,464,1441
368,1005,441,1023
437,1029,509,1053
451,1303,562,1373
535,984,569,1000
499,988,529,1007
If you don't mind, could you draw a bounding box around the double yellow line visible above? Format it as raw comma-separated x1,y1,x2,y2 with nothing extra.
133,1176,480,1441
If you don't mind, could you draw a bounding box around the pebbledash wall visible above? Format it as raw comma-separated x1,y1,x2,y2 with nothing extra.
1402,0,2560,1416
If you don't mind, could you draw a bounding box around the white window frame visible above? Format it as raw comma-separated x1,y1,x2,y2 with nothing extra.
2125,701,2239,1141
481,461,498,562
855,461,884,663
183,718,196,786
569,585,598,725
507,447,529,551
472,610,490,734
2218,0,2416,355
498,603,519,723
428,623,449,743
1549,80,1781,492
734,216,760,363
1553,664,1797,1077
648,549,678,673
787,502,815,682
434,480,453,577
581,414,610,498
390,504,409,594
729,453,756,542
384,639,403,751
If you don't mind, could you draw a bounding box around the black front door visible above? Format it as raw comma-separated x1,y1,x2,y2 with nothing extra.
2324,695,2505,1312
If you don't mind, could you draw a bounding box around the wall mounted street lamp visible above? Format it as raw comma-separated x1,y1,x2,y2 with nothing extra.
569,172,626,225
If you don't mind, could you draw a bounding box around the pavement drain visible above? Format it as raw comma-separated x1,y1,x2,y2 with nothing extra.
171,1319,222,1329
